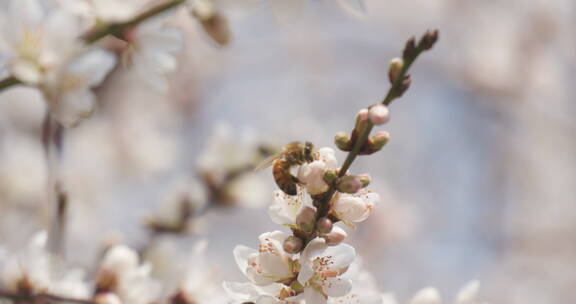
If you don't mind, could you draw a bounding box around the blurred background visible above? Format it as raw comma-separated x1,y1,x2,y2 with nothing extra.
0,0,575,303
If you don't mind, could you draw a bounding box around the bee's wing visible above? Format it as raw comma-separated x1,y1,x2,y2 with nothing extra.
254,151,285,171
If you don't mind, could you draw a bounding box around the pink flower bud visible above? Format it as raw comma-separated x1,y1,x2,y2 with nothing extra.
336,175,364,194
296,206,317,232
283,236,303,254
323,226,347,246
369,104,390,125
388,57,404,83
317,217,333,234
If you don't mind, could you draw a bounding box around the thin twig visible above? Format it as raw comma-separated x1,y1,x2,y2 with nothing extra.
316,30,439,223
0,290,94,304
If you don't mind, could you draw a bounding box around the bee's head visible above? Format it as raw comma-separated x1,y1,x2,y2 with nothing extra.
304,141,314,162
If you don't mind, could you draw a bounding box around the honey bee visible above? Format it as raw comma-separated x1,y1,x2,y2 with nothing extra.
255,141,314,195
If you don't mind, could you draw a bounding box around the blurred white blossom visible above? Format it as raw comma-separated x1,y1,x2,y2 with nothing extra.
42,48,116,127
127,18,183,92
96,245,161,304
0,231,90,298
0,0,81,85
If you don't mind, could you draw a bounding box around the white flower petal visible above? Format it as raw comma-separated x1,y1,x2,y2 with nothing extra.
323,243,356,270
52,88,95,128
323,277,352,297
382,293,399,304
298,238,327,285
10,0,44,31
222,281,260,301
233,245,256,276
456,281,480,304
410,287,442,304
304,286,327,304
68,48,116,87
11,59,42,84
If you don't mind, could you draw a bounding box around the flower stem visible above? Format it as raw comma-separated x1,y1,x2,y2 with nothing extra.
42,114,68,258
0,0,187,92
0,290,94,304
82,0,186,43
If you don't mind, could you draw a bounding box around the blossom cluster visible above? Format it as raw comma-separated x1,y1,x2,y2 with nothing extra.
224,134,383,303
0,231,223,304
0,0,229,127
220,29,477,304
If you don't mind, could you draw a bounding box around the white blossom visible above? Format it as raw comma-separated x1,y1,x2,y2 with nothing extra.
223,281,287,304
328,260,385,304
0,0,116,127
297,238,356,304
297,147,338,195
268,185,313,226
0,0,82,85
0,231,90,298
332,189,379,224
233,231,295,286
127,18,183,93
42,48,116,127
174,240,229,304
198,123,259,179
146,177,207,231
197,122,266,206
96,245,161,304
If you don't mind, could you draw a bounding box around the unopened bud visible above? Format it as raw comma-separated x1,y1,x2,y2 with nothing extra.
323,170,338,185
357,174,371,187
336,175,364,194
418,29,439,50
317,217,333,234
369,104,390,125
296,206,317,232
283,236,303,254
323,226,347,246
334,132,352,151
388,57,404,83
403,37,417,60
359,131,390,155
371,131,390,148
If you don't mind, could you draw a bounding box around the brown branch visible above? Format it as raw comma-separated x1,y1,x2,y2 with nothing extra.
0,290,94,304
